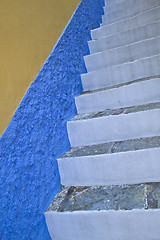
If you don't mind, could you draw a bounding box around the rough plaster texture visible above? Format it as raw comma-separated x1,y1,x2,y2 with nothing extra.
0,0,104,239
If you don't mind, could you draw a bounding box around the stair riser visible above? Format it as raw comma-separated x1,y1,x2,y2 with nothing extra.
89,21,160,54
67,109,160,147
91,6,160,40
85,37,160,72
105,0,125,5
82,55,160,92
102,0,160,24
45,210,160,240
76,79,160,114
58,148,160,186
104,0,137,14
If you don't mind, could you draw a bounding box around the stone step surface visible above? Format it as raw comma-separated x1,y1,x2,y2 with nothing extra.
82,55,160,92
68,102,160,147
46,0,160,238
45,184,160,240
91,6,160,40
102,0,160,25
84,36,160,72
58,147,160,186
76,78,160,114
89,20,160,54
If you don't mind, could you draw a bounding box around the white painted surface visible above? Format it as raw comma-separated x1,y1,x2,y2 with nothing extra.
84,36,160,72
82,54,160,91
105,0,125,5
102,0,160,25
45,209,160,240
58,148,160,186
89,20,160,54
91,6,160,40
67,109,160,147
76,79,160,114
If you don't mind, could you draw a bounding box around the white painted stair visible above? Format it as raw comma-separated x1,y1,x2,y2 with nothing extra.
102,0,160,25
45,0,160,239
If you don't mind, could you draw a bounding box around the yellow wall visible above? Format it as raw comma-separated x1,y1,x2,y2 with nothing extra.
0,0,80,135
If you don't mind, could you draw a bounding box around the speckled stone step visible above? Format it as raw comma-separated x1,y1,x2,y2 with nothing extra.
84,36,160,72
75,78,160,114
61,136,160,158
82,55,160,92
91,6,160,40
58,136,160,186
89,20,160,54
67,102,160,147
102,0,160,26
45,184,160,240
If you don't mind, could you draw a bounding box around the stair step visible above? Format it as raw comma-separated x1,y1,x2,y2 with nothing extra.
82,55,160,92
76,78,160,114
104,0,150,13
45,184,160,240
61,136,160,158
67,102,160,147
91,6,160,40
89,20,160,54
85,36,160,72
105,0,125,6
102,0,160,26
58,147,160,186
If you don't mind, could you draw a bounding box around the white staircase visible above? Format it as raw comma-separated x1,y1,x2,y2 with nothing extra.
45,0,160,239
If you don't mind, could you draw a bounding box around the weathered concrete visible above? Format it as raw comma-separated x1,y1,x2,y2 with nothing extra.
46,184,160,240
89,20,160,54
61,136,160,158
91,6,160,39
72,101,160,121
82,55,160,91
67,107,160,147
102,0,160,25
45,0,160,237
104,0,160,15
58,147,160,186
45,209,160,240
84,36,160,72
47,183,160,212
76,78,160,114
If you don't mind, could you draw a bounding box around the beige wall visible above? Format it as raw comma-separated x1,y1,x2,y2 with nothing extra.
0,0,80,135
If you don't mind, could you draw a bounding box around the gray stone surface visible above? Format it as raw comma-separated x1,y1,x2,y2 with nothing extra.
60,136,160,158
47,183,160,212
71,101,160,121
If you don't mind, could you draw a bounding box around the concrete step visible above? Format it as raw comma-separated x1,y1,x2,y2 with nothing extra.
84,36,160,72
102,0,160,25
59,137,160,186
89,20,160,54
67,102,160,147
76,78,160,114
82,55,160,92
91,6,160,40
45,184,160,240
105,0,125,6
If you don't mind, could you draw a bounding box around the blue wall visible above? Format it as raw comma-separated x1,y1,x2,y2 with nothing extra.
0,0,104,239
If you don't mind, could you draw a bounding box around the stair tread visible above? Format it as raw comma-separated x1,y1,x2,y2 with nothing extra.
81,75,160,95
71,101,160,122
88,20,160,54
85,35,160,59
91,6,160,39
47,183,160,212
60,136,160,159
84,35,160,73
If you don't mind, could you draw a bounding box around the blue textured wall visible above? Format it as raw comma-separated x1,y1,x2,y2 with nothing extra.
0,0,104,239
